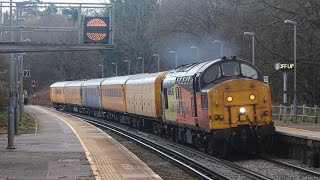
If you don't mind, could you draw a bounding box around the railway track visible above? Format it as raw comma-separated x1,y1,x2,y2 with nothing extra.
69,112,272,180
258,154,320,178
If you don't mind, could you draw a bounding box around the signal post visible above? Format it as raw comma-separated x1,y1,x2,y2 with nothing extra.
275,63,294,122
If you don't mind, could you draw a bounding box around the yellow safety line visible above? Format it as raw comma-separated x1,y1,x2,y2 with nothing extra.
276,126,320,134
32,106,101,180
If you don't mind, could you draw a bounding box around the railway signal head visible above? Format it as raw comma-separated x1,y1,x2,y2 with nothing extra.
32,80,35,88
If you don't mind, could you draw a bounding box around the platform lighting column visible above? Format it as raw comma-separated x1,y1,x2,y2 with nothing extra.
190,46,199,62
112,62,117,76
7,0,15,149
14,4,20,136
152,54,160,72
169,51,177,68
137,57,144,73
14,56,20,135
243,32,255,65
19,43,29,125
284,20,297,122
78,4,82,44
98,64,104,78
18,4,25,134
124,60,131,75
214,40,224,57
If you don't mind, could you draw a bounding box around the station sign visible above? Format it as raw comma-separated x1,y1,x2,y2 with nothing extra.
23,70,30,77
263,76,269,84
275,63,294,71
83,17,109,44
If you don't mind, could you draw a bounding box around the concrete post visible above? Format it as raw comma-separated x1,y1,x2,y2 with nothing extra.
14,56,20,135
279,104,282,120
7,0,15,149
283,72,288,122
315,105,318,123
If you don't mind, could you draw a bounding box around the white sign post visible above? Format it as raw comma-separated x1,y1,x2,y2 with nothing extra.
23,70,30,77
263,76,269,84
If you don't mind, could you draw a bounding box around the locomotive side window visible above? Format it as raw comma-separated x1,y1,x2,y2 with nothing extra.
163,88,168,109
221,62,240,76
241,63,258,79
201,95,208,109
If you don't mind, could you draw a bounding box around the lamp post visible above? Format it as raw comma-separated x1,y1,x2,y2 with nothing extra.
7,0,15,149
169,51,178,68
124,60,131,75
214,40,224,57
111,62,117,76
152,54,160,72
190,46,199,62
284,19,297,122
244,32,255,65
138,57,144,73
98,64,104,78
19,40,29,134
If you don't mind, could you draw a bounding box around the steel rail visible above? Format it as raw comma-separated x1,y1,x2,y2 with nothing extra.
71,114,227,180
180,148,272,180
259,155,320,177
68,112,274,180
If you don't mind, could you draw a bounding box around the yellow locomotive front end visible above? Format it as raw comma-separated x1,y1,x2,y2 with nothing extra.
199,57,275,155
208,79,273,130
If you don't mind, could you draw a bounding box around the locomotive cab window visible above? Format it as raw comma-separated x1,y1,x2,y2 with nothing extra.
202,64,221,84
241,63,258,79
221,61,240,76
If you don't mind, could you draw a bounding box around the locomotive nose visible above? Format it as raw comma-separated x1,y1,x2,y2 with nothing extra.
224,91,258,124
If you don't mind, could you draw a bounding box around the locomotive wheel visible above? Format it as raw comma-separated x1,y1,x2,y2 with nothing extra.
257,135,274,154
204,136,214,155
221,141,231,159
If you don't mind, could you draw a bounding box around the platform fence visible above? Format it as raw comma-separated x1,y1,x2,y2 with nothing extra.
272,105,319,123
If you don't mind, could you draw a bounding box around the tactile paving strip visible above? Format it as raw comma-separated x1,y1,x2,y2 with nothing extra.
35,106,162,180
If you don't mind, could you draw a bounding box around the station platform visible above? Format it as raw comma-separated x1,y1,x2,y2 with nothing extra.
0,106,162,180
275,120,320,141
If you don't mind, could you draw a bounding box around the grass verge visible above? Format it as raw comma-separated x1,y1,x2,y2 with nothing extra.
0,111,37,134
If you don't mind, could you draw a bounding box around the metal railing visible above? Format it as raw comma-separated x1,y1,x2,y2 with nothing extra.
272,105,319,123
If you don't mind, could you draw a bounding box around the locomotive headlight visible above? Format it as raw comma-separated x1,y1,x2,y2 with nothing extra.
239,107,246,114
227,96,233,102
249,94,255,100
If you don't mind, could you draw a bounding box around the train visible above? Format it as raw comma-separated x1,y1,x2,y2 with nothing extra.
50,56,275,158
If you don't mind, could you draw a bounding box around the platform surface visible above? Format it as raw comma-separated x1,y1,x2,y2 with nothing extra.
275,120,320,141
0,106,93,179
0,106,162,179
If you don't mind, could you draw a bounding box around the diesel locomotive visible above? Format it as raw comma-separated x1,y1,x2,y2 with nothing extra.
51,57,275,157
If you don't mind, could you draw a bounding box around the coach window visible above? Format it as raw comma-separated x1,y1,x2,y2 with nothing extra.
221,61,240,76
241,63,258,79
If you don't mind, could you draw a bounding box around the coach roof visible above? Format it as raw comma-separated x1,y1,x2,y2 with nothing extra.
65,80,87,87
101,75,136,85
50,81,72,88
82,78,108,87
